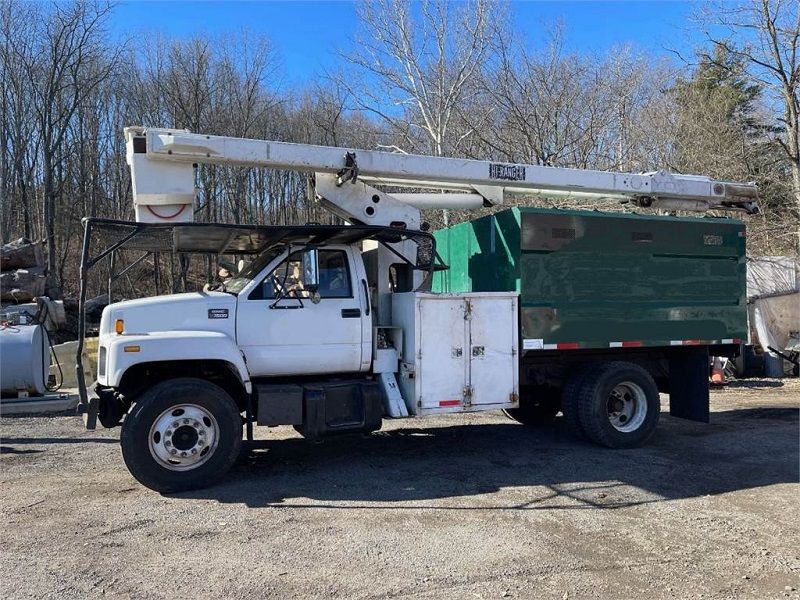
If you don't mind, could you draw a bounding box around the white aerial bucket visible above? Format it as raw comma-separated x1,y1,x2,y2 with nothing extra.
125,127,195,223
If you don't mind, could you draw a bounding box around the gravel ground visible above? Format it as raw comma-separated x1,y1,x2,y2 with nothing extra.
1,380,798,600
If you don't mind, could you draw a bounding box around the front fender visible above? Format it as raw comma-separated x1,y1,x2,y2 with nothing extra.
98,331,251,393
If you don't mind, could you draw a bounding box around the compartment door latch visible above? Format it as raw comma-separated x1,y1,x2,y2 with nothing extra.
462,385,473,406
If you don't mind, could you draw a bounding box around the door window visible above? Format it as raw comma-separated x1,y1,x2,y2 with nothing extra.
250,249,352,300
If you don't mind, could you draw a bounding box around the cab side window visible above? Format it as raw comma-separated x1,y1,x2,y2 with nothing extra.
249,249,352,301
317,250,351,298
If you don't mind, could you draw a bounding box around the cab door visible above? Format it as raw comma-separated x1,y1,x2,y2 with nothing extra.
236,246,366,376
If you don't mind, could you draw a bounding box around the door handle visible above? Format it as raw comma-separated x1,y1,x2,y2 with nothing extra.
341,308,361,318
361,279,370,316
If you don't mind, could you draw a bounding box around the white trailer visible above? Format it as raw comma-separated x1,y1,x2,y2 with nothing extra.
75,127,759,492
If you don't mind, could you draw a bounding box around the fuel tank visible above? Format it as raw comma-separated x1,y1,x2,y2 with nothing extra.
0,323,50,396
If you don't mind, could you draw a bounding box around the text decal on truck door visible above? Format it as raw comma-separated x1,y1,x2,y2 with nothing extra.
489,163,526,181
208,308,229,319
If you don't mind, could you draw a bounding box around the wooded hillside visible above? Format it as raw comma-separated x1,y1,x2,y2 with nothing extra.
1,0,798,301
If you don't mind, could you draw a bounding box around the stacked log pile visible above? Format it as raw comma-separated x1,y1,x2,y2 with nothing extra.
2,239,110,345
0,238,47,303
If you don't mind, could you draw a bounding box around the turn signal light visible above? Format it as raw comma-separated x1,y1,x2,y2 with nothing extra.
115,319,124,334
123,345,140,353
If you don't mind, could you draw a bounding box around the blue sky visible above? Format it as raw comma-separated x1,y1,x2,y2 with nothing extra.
110,1,701,84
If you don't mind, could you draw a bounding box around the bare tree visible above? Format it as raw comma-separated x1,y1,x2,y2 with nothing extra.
470,27,614,168
340,0,501,157
4,1,117,296
0,1,40,241
596,46,677,172
700,0,800,212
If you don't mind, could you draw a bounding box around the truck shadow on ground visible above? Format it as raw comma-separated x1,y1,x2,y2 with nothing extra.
0,436,117,445
0,445,43,455
183,405,799,510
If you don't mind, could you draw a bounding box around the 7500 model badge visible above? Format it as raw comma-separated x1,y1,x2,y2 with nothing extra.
208,308,229,319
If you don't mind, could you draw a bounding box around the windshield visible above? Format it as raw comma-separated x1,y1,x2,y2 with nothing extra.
224,247,284,294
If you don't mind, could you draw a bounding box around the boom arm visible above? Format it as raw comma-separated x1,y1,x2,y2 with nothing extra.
125,126,759,230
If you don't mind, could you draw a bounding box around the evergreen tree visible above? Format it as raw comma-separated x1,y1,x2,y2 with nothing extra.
671,44,767,180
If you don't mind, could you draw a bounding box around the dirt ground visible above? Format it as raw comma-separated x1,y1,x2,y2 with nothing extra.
1,380,798,600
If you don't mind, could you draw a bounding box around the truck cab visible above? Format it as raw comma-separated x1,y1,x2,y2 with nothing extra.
97,241,374,404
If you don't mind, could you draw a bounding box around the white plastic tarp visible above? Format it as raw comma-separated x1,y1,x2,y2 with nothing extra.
746,257,799,363
750,296,796,349
747,256,797,298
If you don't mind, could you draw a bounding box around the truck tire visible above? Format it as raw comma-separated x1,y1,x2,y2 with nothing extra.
120,378,242,493
577,362,660,448
504,387,560,426
561,365,597,440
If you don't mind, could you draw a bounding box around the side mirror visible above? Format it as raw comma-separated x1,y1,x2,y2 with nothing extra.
302,247,320,292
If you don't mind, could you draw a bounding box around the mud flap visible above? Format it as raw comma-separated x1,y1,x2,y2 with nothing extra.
668,347,709,423
77,386,99,430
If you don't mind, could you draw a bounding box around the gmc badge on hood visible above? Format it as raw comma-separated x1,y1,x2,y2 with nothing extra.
208,308,229,319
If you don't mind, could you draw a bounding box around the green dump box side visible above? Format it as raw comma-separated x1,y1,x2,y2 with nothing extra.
432,207,747,351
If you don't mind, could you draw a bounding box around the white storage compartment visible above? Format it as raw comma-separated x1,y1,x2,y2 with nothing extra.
391,292,519,415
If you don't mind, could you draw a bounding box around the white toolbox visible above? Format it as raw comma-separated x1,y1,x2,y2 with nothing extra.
391,292,519,415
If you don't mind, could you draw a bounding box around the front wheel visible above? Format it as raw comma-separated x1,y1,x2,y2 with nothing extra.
577,362,660,448
121,378,242,493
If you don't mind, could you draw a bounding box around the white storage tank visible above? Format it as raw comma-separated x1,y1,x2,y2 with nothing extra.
0,323,50,396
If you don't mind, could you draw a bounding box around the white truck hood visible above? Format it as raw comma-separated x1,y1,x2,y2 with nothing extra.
100,291,237,337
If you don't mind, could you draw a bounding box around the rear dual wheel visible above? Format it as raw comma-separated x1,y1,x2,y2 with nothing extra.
562,362,660,448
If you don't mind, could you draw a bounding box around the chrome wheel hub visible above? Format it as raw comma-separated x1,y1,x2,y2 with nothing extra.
607,382,647,433
148,404,219,471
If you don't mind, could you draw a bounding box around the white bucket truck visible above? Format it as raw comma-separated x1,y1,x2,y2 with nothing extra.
75,127,757,492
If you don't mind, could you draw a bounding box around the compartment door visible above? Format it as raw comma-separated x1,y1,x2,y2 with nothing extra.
417,297,468,411
467,296,518,408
